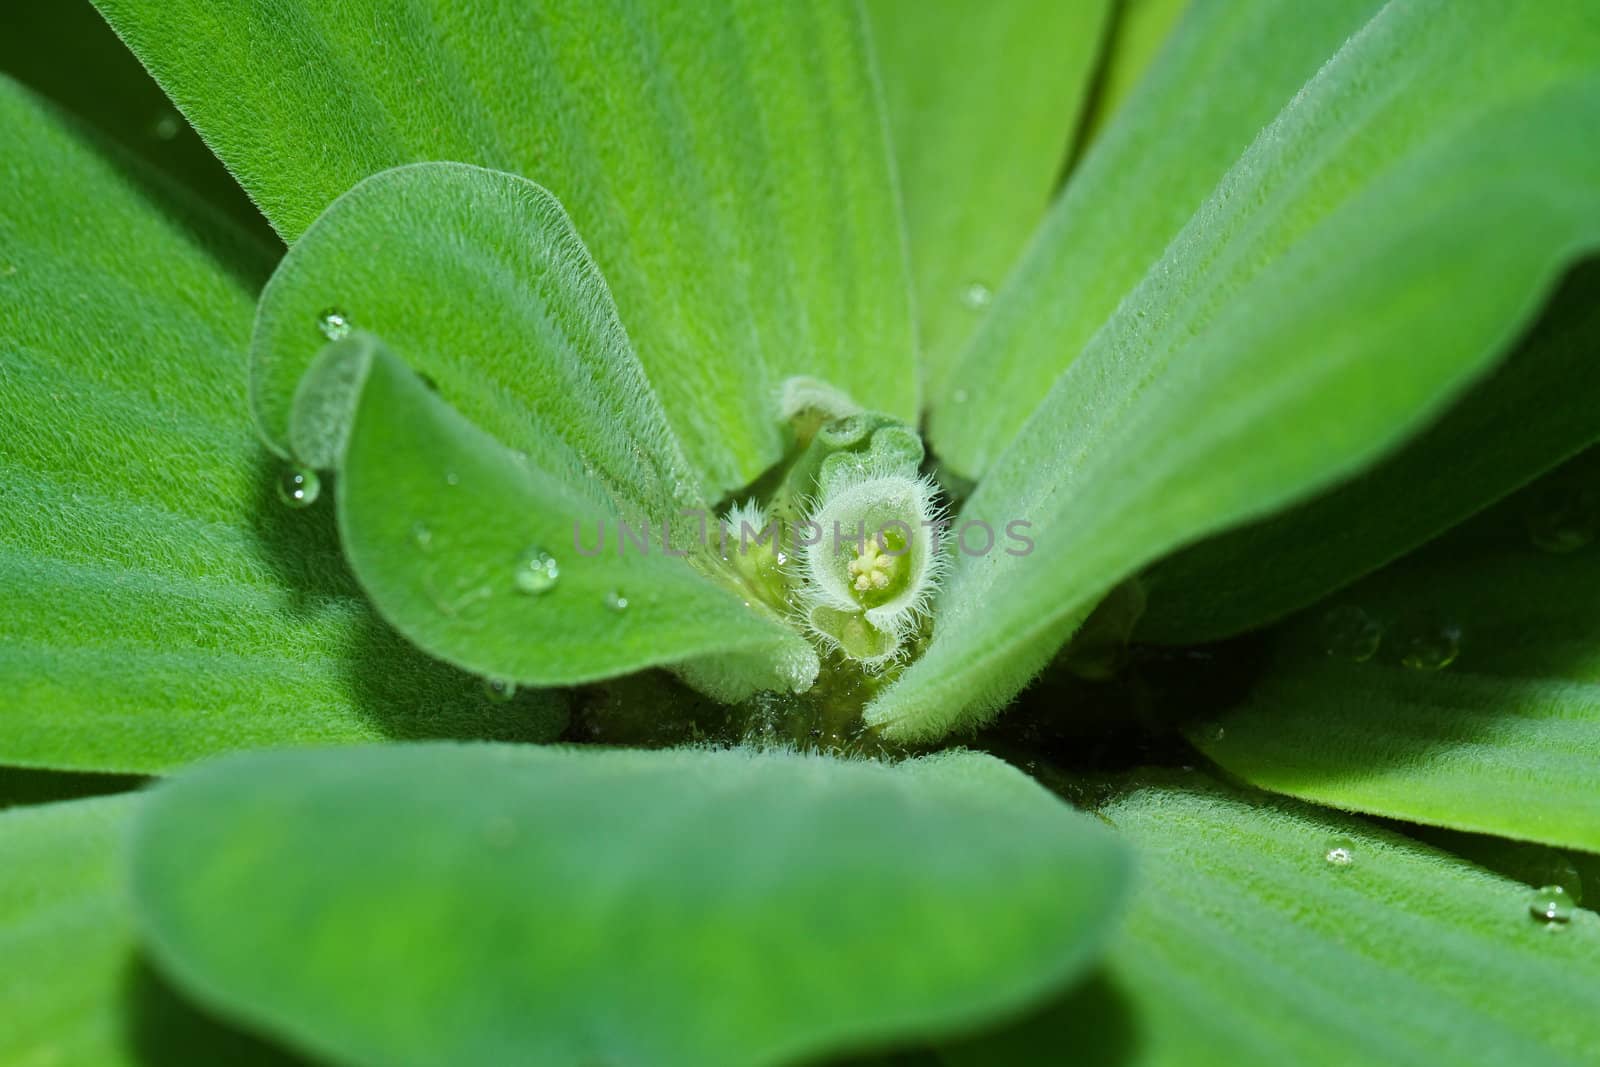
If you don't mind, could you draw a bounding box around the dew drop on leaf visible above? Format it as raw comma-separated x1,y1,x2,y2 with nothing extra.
1517,847,1584,905
1324,839,1355,868
1525,487,1598,554
514,546,560,595
482,677,517,703
1397,619,1461,671
604,590,630,613
411,522,434,550
1321,605,1382,662
961,281,992,310
317,307,352,341
150,110,181,141
1529,885,1574,925
276,465,320,509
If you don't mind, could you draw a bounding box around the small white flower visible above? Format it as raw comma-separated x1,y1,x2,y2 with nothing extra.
796,454,946,669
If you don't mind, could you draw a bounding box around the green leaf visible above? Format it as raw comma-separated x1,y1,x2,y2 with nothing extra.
0,77,564,773
307,332,819,695
132,743,1129,1067
0,0,277,247
1193,488,1600,853
92,0,916,495
1076,0,1192,149
1404,824,1600,913
866,0,1112,397
0,795,301,1066
873,2,1600,741
253,161,701,521
945,773,1600,1066
1138,259,1600,643
928,0,1385,460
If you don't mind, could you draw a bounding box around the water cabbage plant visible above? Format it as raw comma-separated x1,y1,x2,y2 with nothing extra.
5,0,1600,1064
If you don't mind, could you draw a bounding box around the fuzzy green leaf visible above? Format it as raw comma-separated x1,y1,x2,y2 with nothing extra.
0,795,301,1066
867,0,1112,397
311,333,818,694
253,162,701,520
92,0,916,495
874,2,1600,740
0,0,277,247
0,79,564,773
132,743,1129,1067
945,773,1600,1067
1194,491,1600,853
1138,259,1600,643
928,0,1385,459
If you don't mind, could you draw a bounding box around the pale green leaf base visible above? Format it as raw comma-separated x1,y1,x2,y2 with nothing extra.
132,744,1129,1067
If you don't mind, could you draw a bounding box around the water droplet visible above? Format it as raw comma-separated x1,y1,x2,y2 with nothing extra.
317,308,352,341
1526,487,1598,554
514,546,560,595
276,465,320,508
426,575,493,618
1324,838,1356,867
1529,885,1574,925
1321,605,1382,662
483,677,517,703
150,111,182,141
961,282,993,310
1544,858,1584,904
444,471,460,487
604,590,630,613
411,522,434,549
1504,845,1584,904
1398,619,1461,671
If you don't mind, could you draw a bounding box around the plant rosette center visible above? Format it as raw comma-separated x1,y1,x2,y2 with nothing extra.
798,463,945,670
